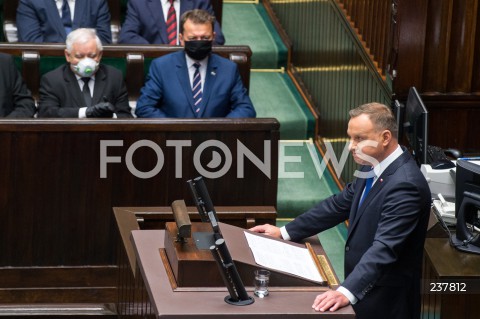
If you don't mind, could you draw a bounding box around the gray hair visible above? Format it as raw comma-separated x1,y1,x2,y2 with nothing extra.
349,102,398,136
65,28,103,53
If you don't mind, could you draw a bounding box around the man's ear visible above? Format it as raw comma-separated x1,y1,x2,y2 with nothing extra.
179,33,184,46
382,130,392,146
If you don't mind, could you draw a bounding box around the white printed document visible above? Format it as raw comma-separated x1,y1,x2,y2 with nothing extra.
244,231,324,283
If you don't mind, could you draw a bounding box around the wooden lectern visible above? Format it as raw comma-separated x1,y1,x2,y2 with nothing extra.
129,228,355,318
115,205,355,317
163,222,335,289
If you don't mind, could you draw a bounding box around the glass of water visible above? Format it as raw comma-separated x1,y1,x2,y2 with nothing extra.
254,269,270,298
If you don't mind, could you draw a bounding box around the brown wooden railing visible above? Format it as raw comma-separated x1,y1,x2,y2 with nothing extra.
337,0,392,78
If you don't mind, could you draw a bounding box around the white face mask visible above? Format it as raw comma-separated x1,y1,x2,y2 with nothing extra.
72,57,99,77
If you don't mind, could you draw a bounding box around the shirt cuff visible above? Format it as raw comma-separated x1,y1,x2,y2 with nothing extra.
79,107,87,118
336,286,358,305
280,226,291,241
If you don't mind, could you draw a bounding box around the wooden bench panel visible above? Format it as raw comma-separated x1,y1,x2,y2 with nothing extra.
0,118,278,267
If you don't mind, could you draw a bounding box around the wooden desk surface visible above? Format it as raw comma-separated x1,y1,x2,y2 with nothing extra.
424,237,480,277
131,230,356,318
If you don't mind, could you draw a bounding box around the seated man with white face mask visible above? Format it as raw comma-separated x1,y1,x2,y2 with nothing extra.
38,28,132,118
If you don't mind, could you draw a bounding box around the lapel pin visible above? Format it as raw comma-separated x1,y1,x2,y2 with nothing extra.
211,71,216,76
380,178,383,183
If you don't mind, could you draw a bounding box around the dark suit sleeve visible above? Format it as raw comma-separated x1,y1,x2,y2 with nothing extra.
118,0,150,44
135,60,168,118
3,55,36,118
213,20,225,45
285,181,355,241
112,79,133,118
197,0,225,45
225,66,256,118
95,0,112,44
16,0,45,42
38,74,80,118
341,180,428,301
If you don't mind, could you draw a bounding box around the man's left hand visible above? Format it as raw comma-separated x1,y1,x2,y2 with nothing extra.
312,290,350,312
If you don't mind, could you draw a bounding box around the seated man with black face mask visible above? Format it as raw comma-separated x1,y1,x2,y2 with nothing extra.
38,28,132,118
135,9,255,118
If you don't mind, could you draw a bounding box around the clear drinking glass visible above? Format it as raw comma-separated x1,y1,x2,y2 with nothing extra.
254,269,270,298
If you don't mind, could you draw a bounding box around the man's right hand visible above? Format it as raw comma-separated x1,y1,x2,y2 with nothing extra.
249,224,282,239
86,102,115,118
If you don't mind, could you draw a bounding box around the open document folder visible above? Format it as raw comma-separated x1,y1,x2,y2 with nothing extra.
244,231,324,283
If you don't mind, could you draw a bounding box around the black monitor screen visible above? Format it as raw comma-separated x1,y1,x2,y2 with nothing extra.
403,87,428,165
455,160,480,221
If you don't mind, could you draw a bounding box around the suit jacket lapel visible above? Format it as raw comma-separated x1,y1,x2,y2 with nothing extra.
149,0,168,43
45,0,66,38
348,173,368,233
72,1,85,28
348,150,410,237
92,66,106,104
175,52,196,114
63,65,86,107
199,55,218,117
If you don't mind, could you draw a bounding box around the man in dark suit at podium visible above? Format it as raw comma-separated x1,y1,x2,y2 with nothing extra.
251,103,431,319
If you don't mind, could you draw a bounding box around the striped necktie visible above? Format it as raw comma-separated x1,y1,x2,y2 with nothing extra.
166,0,177,45
192,63,203,115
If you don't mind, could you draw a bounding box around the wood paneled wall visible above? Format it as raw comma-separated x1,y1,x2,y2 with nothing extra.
338,0,480,97
390,0,480,96
393,0,480,151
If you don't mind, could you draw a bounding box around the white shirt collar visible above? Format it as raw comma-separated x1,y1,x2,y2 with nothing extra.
185,53,208,68
372,145,403,180
74,73,95,81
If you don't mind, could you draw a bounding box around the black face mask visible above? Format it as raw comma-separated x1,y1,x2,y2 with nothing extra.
184,40,213,61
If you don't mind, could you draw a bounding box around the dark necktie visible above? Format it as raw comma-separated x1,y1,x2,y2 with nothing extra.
192,63,203,115
359,176,374,206
166,0,177,45
62,0,73,35
81,77,92,107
